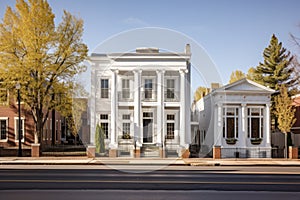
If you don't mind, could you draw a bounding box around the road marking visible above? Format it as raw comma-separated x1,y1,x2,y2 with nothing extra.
0,179,300,185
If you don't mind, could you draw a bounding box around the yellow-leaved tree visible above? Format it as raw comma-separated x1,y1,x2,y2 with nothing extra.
229,70,246,84
0,0,88,144
274,85,296,158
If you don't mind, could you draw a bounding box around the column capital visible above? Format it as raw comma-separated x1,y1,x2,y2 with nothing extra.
216,103,222,107
133,69,142,74
179,69,188,74
111,69,119,74
241,103,247,107
156,69,165,74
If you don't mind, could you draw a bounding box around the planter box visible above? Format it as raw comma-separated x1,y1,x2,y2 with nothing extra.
225,138,237,145
250,138,262,145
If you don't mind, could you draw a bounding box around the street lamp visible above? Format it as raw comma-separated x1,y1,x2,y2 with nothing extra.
16,82,22,157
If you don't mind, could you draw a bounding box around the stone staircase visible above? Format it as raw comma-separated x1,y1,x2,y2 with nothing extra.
141,144,160,157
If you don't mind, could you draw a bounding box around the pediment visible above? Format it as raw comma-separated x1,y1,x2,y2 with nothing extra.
223,79,274,93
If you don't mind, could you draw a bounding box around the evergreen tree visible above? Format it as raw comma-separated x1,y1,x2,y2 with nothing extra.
252,34,297,129
229,70,246,84
246,67,263,82
274,85,296,158
253,34,296,91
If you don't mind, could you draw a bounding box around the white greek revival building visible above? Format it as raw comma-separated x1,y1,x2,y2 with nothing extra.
195,79,274,158
89,45,192,157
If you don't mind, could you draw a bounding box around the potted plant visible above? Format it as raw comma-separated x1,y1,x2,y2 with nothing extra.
250,138,262,145
225,138,237,145
122,133,132,139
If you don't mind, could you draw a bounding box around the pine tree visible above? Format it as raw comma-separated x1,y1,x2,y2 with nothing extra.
274,85,296,158
229,70,246,84
252,34,297,129
0,0,88,144
253,34,296,91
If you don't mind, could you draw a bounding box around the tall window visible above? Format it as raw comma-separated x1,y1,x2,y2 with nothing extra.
144,79,153,99
248,107,264,138
122,114,131,136
122,79,130,99
100,114,109,139
223,107,239,138
14,117,25,142
166,79,175,99
0,118,8,141
100,79,109,98
166,114,175,139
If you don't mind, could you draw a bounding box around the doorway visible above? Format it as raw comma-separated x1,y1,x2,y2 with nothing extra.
143,112,153,143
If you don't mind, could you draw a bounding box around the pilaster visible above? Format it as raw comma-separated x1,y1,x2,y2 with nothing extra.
179,70,186,147
134,69,142,146
156,70,165,146
110,69,118,149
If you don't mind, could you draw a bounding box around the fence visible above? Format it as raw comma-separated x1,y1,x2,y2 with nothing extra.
221,147,272,158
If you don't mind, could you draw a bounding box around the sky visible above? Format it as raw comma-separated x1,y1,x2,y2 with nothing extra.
1,0,300,91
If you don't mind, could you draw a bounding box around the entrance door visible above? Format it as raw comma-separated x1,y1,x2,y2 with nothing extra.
143,118,153,143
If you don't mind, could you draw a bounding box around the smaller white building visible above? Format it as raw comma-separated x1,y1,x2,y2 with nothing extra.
195,79,274,158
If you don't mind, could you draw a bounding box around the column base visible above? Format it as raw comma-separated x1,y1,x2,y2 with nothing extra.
109,149,117,157
134,149,140,158
213,146,221,159
86,145,96,158
181,148,190,158
289,146,298,159
31,143,40,157
159,148,165,158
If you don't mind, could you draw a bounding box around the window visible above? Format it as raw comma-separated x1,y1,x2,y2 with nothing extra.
166,79,175,99
144,79,153,99
122,123,130,135
223,107,239,138
122,114,130,120
122,79,130,99
14,117,25,142
100,79,109,98
167,114,175,120
0,118,8,141
248,107,264,138
166,114,175,139
122,114,131,137
100,114,108,120
143,112,153,118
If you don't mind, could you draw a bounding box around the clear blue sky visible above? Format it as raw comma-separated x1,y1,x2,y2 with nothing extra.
1,0,300,86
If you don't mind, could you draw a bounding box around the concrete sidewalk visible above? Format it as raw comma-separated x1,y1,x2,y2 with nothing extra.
0,156,300,166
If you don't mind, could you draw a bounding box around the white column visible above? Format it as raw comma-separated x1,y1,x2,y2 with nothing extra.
156,70,164,146
179,70,186,147
240,103,247,147
265,103,271,145
185,69,191,144
214,103,222,146
134,70,142,146
110,69,118,149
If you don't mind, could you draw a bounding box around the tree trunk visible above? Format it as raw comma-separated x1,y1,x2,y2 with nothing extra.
285,132,288,159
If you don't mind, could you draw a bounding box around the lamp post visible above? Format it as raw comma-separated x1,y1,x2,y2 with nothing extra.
16,82,22,157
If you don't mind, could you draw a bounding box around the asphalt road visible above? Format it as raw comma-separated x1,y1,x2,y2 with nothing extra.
0,165,300,191
0,165,300,199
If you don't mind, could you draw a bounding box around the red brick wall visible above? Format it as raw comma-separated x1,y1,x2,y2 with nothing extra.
0,101,34,148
